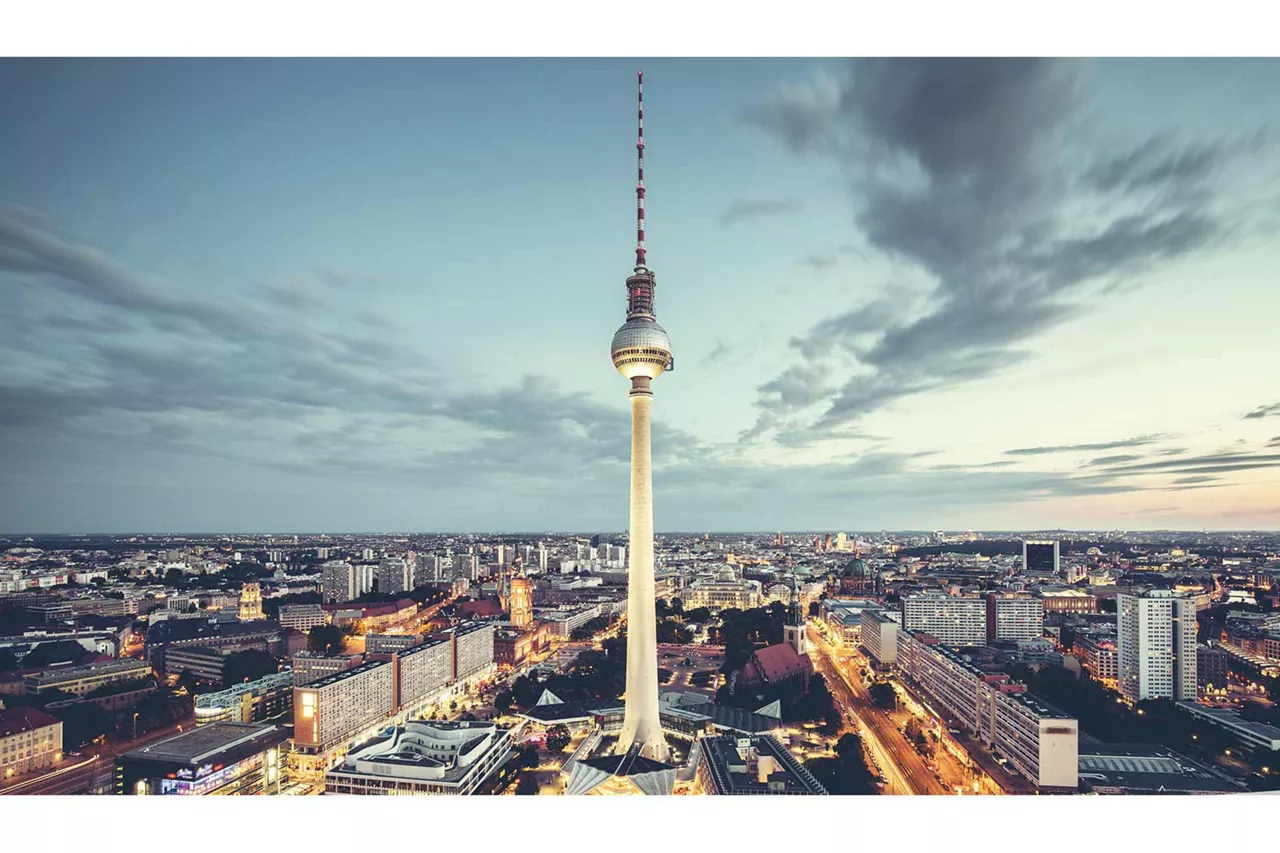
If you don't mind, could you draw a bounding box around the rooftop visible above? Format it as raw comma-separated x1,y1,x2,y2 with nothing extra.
121,722,286,765
0,706,62,738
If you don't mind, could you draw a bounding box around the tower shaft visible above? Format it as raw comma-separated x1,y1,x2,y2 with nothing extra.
618,377,667,761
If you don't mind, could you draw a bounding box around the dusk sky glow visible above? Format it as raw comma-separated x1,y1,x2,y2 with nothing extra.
2,58,1279,532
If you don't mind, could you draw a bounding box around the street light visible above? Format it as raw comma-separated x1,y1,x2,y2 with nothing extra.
133,712,140,741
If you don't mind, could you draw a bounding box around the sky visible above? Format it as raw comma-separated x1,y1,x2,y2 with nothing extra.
1,57,1278,534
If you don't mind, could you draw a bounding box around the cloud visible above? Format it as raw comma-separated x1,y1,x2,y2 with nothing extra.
717,197,804,227
1244,402,1280,419
740,60,1267,444
800,254,837,270
1085,454,1145,466
1171,475,1220,485
1005,435,1170,457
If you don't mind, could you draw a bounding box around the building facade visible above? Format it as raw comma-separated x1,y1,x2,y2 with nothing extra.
115,722,287,795
0,706,62,778
986,595,1044,643
861,609,900,666
1117,589,1197,703
901,594,987,647
279,604,327,632
324,720,512,795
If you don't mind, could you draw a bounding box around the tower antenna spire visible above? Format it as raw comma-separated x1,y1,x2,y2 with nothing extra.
635,70,647,272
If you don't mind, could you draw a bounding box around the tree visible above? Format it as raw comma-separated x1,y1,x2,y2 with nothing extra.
670,597,683,615
869,682,897,711
308,624,346,655
55,703,115,748
515,774,541,795
808,601,821,617
164,568,185,587
545,724,571,753
0,648,18,673
519,744,540,769
176,669,201,695
221,650,278,689
495,690,514,713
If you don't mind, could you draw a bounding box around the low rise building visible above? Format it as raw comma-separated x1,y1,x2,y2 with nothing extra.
695,734,828,795
24,658,152,697
194,670,295,726
0,706,63,778
163,646,228,684
324,720,512,795
683,578,762,613
278,604,327,632
1176,702,1280,754
115,722,288,795
1078,743,1245,795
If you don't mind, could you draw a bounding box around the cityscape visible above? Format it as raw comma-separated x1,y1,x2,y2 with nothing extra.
2,50,1279,802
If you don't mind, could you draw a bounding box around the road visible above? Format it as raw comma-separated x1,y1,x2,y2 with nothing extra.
808,629,949,795
0,715,192,796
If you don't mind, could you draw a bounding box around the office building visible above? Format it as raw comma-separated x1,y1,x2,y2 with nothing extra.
164,646,229,684
986,595,1044,643
861,609,900,666
115,722,288,795
897,632,1078,791
365,634,422,655
324,720,513,795
0,706,63,778
1023,540,1060,575
194,670,294,726
291,652,361,686
1197,645,1230,695
901,593,987,647
695,734,828,795
1117,589,1197,703
24,658,152,697
278,604,327,632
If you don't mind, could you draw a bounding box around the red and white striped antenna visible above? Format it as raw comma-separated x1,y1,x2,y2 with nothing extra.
635,70,647,271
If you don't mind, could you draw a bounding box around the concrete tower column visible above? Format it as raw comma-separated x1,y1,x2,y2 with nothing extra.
619,375,668,761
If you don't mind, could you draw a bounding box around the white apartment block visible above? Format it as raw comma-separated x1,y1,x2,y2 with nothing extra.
396,638,453,712
1117,589,1197,703
294,659,396,752
322,560,356,604
897,632,1078,791
861,609,900,665
445,622,496,681
988,595,1044,643
901,593,987,646
378,558,412,595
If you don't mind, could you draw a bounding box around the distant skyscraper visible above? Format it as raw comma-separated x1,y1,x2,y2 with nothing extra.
1023,540,1060,574
377,558,412,596
611,71,673,764
322,560,355,604
1117,589,1197,703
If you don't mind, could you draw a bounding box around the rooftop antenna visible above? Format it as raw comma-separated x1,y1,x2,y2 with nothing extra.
635,70,647,272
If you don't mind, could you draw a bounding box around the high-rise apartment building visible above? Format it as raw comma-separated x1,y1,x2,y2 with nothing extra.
395,637,453,711
377,558,412,596
293,659,396,753
453,553,480,582
901,593,987,646
322,560,356,604
1117,589,1197,703
986,594,1044,643
861,609,900,665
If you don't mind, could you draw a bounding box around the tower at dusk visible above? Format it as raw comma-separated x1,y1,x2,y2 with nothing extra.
611,70,673,764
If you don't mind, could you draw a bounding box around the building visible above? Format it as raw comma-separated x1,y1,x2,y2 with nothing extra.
986,595,1044,642
114,722,288,795
1023,540,1060,575
163,646,229,684
901,593,987,647
278,604,327,632
365,633,422,655
452,553,480,582
194,670,295,726
438,621,496,682
738,642,812,695
238,583,264,622
1078,743,1246,794
291,652,361,686
0,706,63,779
821,599,885,646
1073,632,1119,686
1037,588,1098,615
324,720,512,795
395,638,452,712
897,632,1078,791
24,658,152,697
293,659,396,754
695,734,828,795
1117,589,1197,703
683,578,762,613
538,604,603,639
508,573,534,630
378,558,412,596
1176,702,1280,754
1197,645,1230,695
322,561,356,604
861,609,900,666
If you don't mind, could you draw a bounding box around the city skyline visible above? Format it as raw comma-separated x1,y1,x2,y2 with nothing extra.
3,58,1280,533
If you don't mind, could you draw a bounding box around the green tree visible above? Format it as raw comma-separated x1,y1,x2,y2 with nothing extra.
545,724,571,753
221,649,278,689
308,624,346,655
163,568,185,586
869,682,897,711
176,669,201,695
808,601,821,617
519,744,540,769
495,690,514,713
515,774,541,795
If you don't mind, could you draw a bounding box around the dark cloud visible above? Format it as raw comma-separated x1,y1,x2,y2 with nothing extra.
1244,402,1280,419
717,197,804,227
1085,454,1145,466
1006,435,1170,457
741,60,1266,443
801,254,837,270
1171,475,1220,485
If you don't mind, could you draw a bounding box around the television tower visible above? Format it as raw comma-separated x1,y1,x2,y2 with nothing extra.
612,70,673,763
